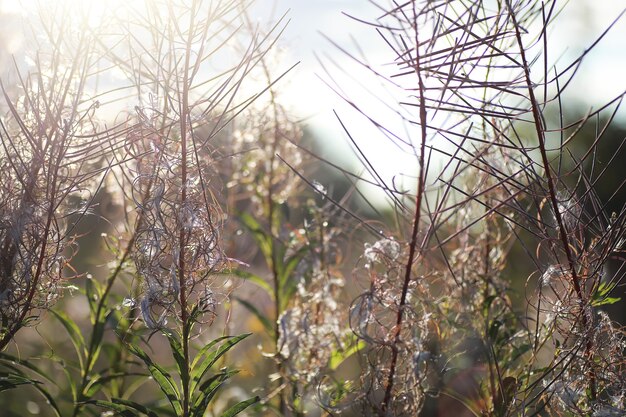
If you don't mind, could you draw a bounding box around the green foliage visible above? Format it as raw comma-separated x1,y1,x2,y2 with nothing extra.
89,333,258,417
0,354,62,417
0,0,625,416
591,281,621,307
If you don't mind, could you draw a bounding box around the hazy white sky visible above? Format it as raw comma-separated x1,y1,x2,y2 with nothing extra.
253,0,626,114
248,0,626,200
1,0,624,202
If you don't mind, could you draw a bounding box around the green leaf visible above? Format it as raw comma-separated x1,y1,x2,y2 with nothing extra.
163,329,187,389
87,398,158,417
85,277,102,319
329,340,366,370
278,247,308,290
593,296,621,306
190,336,229,373
220,269,273,297
591,281,621,306
272,240,287,278
189,334,250,395
278,247,308,311
127,343,182,415
185,303,203,337
280,281,298,312
31,382,63,417
482,295,497,317
0,353,57,384
191,369,238,417
236,297,274,337
0,371,62,417
50,309,86,371
488,319,503,342
84,307,114,377
0,371,37,391
84,372,142,398
238,212,273,262
220,396,260,417
85,278,96,317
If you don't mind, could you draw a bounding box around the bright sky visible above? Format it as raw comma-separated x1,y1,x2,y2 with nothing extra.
1,0,624,204
253,0,626,113
248,0,626,202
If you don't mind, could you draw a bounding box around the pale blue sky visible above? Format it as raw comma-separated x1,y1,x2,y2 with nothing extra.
248,1,626,201
251,0,626,114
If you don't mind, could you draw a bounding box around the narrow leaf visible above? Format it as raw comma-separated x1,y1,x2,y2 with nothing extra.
163,329,187,387
191,369,238,417
329,340,366,370
50,310,86,370
220,396,260,417
190,334,250,394
87,398,159,417
236,297,274,337
127,343,183,415
238,212,273,262
220,269,273,296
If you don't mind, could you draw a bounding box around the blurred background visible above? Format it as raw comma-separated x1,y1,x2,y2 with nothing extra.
0,0,624,416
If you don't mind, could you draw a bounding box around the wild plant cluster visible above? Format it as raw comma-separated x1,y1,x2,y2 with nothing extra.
0,0,625,417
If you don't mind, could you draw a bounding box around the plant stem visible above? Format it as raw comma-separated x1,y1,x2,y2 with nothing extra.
504,0,596,401
381,5,428,414
71,236,136,417
177,4,200,416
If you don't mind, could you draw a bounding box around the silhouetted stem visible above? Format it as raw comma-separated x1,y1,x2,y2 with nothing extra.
505,0,596,401
381,6,428,414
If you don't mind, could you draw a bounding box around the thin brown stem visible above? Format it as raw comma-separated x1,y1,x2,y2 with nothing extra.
504,0,596,401
177,4,199,416
381,5,429,414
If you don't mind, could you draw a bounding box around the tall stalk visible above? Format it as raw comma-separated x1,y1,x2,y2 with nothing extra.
0,3,111,350
381,4,429,413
